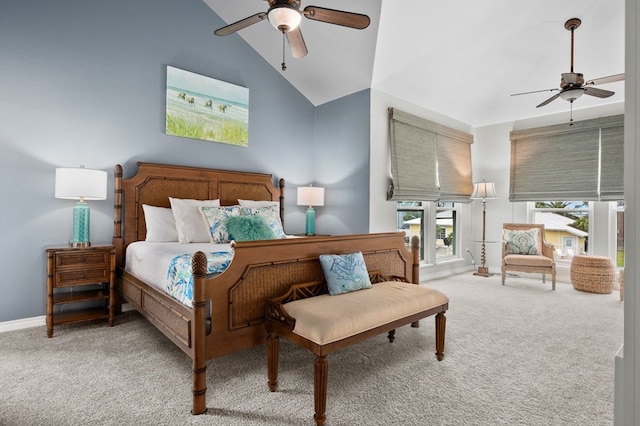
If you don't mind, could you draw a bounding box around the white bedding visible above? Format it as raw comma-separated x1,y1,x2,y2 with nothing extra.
124,238,299,307
125,242,233,305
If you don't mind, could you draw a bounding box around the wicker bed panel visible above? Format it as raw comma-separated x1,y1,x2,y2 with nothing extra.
218,181,276,206
134,177,210,241
229,259,325,330
362,250,409,279
142,292,191,347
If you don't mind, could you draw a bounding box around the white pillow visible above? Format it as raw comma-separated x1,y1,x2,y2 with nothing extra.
238,199,280,209
142,205,179,242
169,197,221,243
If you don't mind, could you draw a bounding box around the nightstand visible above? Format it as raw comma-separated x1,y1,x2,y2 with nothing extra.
45,244,116,337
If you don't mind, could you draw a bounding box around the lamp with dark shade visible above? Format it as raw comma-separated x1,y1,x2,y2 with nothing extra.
470,181,498,277
55,166,107,247
297,185,324,236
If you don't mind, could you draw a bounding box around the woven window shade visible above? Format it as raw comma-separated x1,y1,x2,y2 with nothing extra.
437,133,474,202
600,122,624,201
388,108,473,202
509,115,623,202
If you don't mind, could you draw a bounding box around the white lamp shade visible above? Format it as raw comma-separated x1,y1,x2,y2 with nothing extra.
297,186,325,207
470,181,497,200
268,5,302,31
55,167,108,200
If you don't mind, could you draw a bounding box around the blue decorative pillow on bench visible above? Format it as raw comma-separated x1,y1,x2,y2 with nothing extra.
319,252,372,295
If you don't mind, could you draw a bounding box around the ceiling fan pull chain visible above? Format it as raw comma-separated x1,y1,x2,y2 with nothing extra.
570,102,574,125
281,30,287,71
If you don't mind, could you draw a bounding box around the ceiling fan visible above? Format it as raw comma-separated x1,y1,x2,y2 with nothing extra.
214,0,370,70
512,18,624,121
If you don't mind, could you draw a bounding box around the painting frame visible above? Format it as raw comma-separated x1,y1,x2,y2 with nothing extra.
165,66,249,146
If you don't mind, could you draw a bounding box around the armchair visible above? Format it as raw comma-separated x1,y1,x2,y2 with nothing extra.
502,223,556,290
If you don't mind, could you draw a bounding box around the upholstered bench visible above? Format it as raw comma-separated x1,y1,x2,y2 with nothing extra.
264,272,448,426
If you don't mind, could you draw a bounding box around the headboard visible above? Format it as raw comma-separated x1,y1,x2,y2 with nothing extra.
113,162,285,267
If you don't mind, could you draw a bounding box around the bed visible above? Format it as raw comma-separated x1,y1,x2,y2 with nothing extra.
112,161,420,415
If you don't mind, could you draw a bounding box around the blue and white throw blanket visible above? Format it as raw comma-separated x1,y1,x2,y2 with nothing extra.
165,251,233,308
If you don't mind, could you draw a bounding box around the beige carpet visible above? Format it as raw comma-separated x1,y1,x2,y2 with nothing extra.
0,273,623,425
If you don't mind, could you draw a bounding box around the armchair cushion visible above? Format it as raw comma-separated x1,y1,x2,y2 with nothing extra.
503,228,541,255
504,254,554,267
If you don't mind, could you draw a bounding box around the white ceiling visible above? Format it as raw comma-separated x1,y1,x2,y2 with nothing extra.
203,0,625,127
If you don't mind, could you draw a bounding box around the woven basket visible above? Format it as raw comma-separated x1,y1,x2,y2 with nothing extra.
570,255,615,294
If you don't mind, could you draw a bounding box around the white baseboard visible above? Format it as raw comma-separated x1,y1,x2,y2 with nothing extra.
0,303,134,333
0,315,45,333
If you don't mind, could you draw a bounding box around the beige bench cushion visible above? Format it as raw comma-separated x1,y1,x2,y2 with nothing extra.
282,281,448,345
504,254,554,267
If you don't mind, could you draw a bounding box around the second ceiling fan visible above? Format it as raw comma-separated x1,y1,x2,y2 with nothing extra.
214,0,370,70
512,18,624,121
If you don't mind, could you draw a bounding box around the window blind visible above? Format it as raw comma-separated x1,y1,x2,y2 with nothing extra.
437,133,474,202
600,121,624,201
509,115,623,202
388,108,473,202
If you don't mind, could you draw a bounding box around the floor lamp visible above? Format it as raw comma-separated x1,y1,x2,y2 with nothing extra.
471,181,497,277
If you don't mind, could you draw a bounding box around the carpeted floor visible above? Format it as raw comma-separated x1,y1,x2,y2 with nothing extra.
0,273,623,425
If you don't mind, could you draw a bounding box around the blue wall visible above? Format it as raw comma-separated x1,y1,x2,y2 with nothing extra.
0,0,371,322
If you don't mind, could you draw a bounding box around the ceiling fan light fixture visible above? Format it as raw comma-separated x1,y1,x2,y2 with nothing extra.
559,88,584,102
268,5,301,32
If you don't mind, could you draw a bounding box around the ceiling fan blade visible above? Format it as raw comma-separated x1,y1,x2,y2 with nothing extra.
584,86,615,98
536,93,561,108
286,27,308,59
303,6,370,29
511,88,558,97
585,73,625,86
214,12,268,36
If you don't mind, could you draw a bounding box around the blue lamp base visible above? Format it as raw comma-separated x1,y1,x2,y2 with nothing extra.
71,201,91,247
305,207,316,236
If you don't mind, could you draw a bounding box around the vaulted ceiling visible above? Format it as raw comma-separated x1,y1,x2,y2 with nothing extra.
203,0,625,127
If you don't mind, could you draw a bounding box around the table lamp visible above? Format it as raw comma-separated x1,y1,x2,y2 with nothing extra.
297,185,325,236
55,166,108,247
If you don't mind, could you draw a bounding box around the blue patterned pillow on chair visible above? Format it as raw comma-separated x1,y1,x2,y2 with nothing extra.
503,229,540,255
319,252,372,295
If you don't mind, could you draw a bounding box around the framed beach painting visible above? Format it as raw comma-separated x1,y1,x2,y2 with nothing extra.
166,66,249,146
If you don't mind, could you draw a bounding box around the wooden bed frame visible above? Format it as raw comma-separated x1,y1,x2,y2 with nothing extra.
112,162,420,415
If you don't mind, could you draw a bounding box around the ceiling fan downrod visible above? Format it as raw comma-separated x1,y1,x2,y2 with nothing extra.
565,18,581,74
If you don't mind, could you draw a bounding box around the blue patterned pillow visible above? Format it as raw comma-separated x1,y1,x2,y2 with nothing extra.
504,229,540,255
239,206,286,239
200,206,242,243
226,215,277,241
319,252,372,295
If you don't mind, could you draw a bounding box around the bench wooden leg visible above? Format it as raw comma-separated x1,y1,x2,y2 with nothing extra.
435,312,446,361
387,329,395,342
267,332,279,392
314,355,328,426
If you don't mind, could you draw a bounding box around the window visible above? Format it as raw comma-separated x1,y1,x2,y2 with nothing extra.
397,201,424,258
436,202,457,259
397,201,460,262
532,201,590,260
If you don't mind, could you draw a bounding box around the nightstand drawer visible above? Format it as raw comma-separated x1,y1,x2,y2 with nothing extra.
54,267,110,287
55,251,109,269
